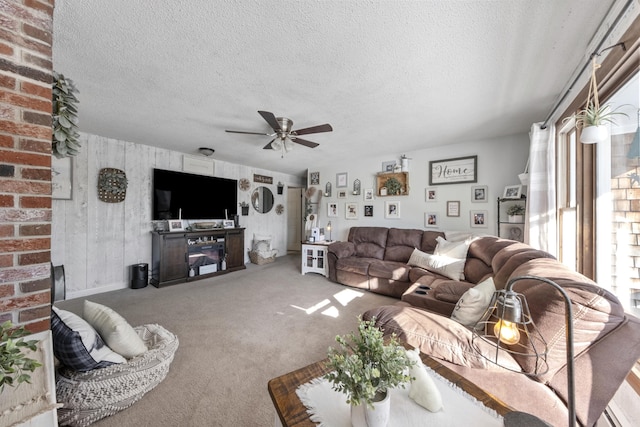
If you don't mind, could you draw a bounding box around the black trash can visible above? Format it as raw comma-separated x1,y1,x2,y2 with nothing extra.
131,263,148,289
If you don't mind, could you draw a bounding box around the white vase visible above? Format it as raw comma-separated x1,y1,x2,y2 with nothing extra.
351,391,390,427
580,125,609,144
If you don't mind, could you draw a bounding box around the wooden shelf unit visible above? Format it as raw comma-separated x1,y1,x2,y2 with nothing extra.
376,171,409,196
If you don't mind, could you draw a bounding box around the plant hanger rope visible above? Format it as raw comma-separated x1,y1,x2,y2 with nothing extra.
586,57,602,112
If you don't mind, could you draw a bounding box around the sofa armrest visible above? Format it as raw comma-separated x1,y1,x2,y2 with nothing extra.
328,241,356,258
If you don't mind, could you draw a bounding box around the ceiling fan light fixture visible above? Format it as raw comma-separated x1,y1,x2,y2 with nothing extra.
271,138,283,151
284,139,294,152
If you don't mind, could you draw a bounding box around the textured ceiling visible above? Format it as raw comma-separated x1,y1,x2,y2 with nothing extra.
52,0,621,176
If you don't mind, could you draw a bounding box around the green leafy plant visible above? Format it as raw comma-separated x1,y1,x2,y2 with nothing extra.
0,321,42,392
52,71,80,158
384,177,402,195
507,204,525,216
566,102,629,129
324,317,414,408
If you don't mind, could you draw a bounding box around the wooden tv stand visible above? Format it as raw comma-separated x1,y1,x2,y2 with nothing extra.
151,228,245,288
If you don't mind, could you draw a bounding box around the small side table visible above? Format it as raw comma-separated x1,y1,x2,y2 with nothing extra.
301,241,333,277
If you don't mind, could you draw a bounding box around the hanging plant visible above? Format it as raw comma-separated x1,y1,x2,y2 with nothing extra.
564,58,628,144
52,71,80,158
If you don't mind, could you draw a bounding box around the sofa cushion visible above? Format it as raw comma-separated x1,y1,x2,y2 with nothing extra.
51,307,126,372
364,303,521,372
408,248,466,281
84,300,148,358
368,259,411,281
348,227,388,259
384,228,423,262
335,257,378,276
431,281,473,303
491,243,555,289
419,231,446,254
450,277,496,326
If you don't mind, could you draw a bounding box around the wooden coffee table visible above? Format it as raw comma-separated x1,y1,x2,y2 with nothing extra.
268,351,513,427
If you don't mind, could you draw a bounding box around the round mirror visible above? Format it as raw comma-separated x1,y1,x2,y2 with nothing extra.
251,186,275,213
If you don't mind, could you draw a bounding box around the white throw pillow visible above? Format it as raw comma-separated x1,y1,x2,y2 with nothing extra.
83,300,147,358
451,277,496,327
408,248,466,281
405,348,443,412
434,236,471,259
253,234,272,252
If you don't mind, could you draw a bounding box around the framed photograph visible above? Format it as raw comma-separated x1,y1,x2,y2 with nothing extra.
337,189,347,198
52,156,72,200
385,201,400,219
472,185,488,203
446,201,460,217
168,220,184,231
364,205,373,217
425,187,437,202
364,188,374,201
425,212,438,228
345,202,358,219
327,202,338,217
470,210,488,228
222,219,235,229
336,172,348,188
310,171,320,185
382,161,396,172
503,184,523,199
429,155,477,185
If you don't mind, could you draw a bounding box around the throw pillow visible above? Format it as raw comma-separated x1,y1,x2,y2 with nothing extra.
83,300,147,358
405,348,443,412
407,248,466,281
51,306,125,371
434,236,471,259
252,234,272,253
451,277,496,327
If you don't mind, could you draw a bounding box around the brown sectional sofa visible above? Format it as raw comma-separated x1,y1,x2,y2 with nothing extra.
327,226,640,427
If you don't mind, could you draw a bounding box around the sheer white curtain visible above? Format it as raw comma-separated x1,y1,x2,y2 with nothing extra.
527,122,557,255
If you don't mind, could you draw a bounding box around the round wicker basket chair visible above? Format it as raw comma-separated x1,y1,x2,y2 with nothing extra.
56,323,179,427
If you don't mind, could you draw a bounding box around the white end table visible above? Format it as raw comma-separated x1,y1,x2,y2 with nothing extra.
301,241,333,277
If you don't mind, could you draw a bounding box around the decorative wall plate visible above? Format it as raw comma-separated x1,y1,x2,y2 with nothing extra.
239,178,250,191
276,204,284,215
98,168,127,203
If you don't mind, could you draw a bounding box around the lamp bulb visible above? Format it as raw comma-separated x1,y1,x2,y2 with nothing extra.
494,319,521,345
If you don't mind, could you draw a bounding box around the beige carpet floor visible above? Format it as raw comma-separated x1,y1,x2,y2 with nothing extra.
55,254,397,426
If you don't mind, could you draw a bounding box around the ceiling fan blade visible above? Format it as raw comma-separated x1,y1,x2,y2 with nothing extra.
292,123,333,136
225,130,272,136
258,111,282,132
290,136,319,148
263,138,277,150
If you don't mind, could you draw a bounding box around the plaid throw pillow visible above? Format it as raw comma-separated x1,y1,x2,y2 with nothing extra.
51,307,125,371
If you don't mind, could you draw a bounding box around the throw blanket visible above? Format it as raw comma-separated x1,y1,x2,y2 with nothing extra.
296,364,503,427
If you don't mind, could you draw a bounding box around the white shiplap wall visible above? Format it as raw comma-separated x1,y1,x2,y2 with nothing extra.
52,133,303,299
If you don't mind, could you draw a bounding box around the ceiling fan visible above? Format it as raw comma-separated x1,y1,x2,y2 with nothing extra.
226,111,332,155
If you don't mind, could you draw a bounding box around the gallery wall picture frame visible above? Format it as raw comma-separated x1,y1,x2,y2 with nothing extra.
364,188,374,201
52,156,72,200
336,172,348,188
382,161,396,172
345,202,358,219
472,185,488,203
364,205,373,217
503,184,523,199
446,200,460,217
168,220,184,231
385,201,400,219
426,187,437,202
337,190,347,198
425,212,438,228
470,210,488,228
327,202,338,217
222,219,235,228
310,171,320,185
429,155,477,185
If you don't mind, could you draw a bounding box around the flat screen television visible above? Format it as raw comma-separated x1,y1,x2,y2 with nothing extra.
153,168,237,220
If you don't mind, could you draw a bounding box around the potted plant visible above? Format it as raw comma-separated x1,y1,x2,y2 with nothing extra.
239,202,249,216
1,321,42,392
324,317,414,427
52,71,81,158
570,102,629,144
507,204,526,223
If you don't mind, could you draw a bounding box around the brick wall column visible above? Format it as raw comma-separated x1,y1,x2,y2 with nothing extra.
0,0,55,333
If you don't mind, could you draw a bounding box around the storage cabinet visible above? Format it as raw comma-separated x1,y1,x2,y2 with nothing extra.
151,228,245,287
497,196,526,242
301,242,330,277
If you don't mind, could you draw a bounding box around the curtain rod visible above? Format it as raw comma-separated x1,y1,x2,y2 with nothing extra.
540,0,634,129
